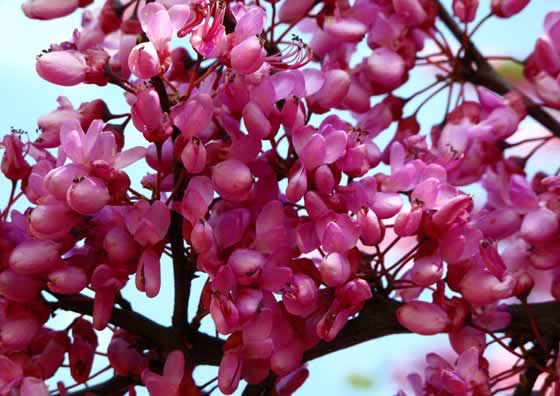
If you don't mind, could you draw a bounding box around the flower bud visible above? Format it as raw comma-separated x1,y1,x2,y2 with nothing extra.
136,248,161,298
9,239,59,275
243,101,271,139
22,0,91,20
286,164,308,203
36,50,88,86
394,209,422,237
1,134,31,181
191,221,214,253
393,0,428,26
132,88,162,133
67,176,111,215
278,0,315,23
367,48,405,89
228,249,265,285
491,0,529,18
104,227,138,263
230,36,266,75
0,270,43,302
1,316,42,350
48,265,88,294
181,138,207,174
410,255,443,286
29,202,80,239
212,159,252,198
520,208,559,243
319,252,351,287
453,0,479,23
315,69,351,108
397,301,449,335
44,164,88,200
128,42,160,79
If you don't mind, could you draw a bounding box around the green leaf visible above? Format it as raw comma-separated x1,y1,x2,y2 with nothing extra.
345,373,375,390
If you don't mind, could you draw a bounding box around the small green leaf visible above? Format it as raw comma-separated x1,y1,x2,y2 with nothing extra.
345,373,375,390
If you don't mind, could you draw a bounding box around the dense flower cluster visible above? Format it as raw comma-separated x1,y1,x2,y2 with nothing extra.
4,0,560,395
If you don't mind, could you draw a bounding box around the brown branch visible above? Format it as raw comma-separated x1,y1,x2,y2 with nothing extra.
512,340,555,396
49,293,224,366
303,296,406,361
150,76,191,332
49,294,167,347
242,374,276,396
58,376,135,396
52,293,560,395
434,0,560,138
303,298,560,363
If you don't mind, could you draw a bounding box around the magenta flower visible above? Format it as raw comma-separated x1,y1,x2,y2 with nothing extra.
141,350,185,396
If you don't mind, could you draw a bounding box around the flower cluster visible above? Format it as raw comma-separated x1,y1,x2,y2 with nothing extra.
4,0,560,395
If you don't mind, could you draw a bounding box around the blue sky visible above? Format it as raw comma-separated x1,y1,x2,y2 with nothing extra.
0,1,558,395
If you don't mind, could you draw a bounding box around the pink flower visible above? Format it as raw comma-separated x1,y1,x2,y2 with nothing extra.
91,264,127,330
424,347,488,395
367,48,406,89
317,279,372,341
283,274,319,317
190,2,227,58
181,176,214,225
47,265,88,294
22,0,89,20
125,201,170,247
1,134,31,181
69,318,97,383
141,350,185,396
180,137,207,173
60,119,145,169
171,93,213,139
0,356,23,393
135,248,161,298
393,0,428,26
108,331,146,376
453,0,479,23
0,270,43,302
66,176,111,215
128,42,161,79
228,249,265,286
292,123,347,171
36,50,88,86
212,159,253,201
491,0,529,18
9,239,60,275
278,0,315,23
319,252,351,287
132,88,164,134
459,266,514,305
218,333,243,394
397,301,450,335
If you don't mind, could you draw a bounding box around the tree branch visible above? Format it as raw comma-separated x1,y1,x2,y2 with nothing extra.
241,374,276,396
49,293,224,365
52,293,560,395
58,376,135,396
512,340,555,396
49,295,167,347
434,0,560,138
303,298,560,364
303,296,406,361
150,76,190,332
